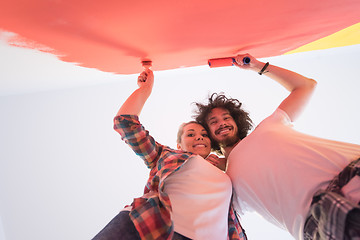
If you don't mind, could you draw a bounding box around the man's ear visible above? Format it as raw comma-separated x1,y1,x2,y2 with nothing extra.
177,143,182,150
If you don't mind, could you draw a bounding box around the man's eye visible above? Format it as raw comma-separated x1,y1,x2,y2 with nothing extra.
209,121,216,125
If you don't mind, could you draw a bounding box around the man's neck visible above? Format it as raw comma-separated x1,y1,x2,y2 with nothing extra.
221,140,240,159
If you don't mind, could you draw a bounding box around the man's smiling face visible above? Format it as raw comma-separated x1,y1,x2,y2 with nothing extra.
206,108,239,148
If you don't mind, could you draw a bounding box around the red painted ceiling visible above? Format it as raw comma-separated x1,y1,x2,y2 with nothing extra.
0,0,359,74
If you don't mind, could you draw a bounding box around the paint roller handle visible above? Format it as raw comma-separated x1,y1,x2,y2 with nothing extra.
138,72,147,83
138,60,153,83
137,69,154,89
208,56,250,68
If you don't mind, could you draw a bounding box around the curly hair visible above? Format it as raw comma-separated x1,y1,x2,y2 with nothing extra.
194,93,253,154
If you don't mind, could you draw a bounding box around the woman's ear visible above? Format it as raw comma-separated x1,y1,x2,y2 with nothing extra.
177,143,182,150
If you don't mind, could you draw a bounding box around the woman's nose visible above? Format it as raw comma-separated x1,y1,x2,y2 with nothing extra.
196,136,203,140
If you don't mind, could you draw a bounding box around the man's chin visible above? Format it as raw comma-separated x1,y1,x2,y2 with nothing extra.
219,136,239,148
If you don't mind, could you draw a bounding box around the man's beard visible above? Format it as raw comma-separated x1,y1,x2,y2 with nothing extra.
219,134,239,148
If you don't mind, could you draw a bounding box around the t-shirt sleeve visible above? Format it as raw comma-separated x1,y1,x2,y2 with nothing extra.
255,108,293,131
275,108,293,124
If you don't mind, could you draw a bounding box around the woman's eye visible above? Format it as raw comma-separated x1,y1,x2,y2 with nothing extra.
187,133,194,137
202,134,208,137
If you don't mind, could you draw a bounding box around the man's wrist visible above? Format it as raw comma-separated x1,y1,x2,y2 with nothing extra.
258,62,270,75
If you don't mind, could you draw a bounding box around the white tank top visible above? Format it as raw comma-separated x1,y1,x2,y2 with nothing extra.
163,155,232,240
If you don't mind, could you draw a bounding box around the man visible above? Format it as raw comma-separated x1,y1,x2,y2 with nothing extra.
194,54,360,240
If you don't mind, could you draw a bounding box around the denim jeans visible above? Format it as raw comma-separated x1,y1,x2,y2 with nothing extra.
92,211,193,240
92,211,141,240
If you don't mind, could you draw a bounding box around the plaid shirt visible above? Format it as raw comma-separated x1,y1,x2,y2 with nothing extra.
304,158,360,240
114,115,247,240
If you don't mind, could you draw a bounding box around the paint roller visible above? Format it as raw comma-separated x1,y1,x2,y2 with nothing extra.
208,56,250,68
141,60,152,69
138,60,152,82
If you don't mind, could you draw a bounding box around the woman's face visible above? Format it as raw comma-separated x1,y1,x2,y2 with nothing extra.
177,123,211,158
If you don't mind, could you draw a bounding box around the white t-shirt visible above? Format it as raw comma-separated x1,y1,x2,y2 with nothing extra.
227,108,360,240
163,155,232,240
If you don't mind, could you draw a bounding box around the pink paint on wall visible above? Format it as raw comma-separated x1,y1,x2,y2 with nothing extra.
0,0,359,74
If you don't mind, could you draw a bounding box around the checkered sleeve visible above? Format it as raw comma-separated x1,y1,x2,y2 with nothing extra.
205,154,220,166
229,204,247,240
114,115,162,169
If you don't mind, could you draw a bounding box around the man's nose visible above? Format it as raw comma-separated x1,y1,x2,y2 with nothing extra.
219,121,226,127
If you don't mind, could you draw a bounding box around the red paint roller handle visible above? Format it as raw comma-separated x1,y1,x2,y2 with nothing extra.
208,57,250,68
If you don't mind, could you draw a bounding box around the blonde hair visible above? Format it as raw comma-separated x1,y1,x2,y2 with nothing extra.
176,121,199,144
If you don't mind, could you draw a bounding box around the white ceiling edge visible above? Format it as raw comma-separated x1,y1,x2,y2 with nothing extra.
0,33,135,96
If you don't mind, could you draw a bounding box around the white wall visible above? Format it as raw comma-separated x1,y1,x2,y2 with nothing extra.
0,45,359,239
0,215,6,240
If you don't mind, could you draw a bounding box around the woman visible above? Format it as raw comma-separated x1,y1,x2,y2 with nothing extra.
92,69,246,240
